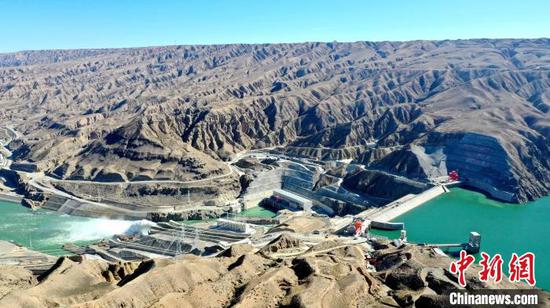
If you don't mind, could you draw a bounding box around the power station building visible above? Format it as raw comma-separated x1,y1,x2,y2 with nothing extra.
269,189,313,212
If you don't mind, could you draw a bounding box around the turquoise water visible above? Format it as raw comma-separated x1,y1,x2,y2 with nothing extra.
237,206,277,218
371,188,550,290
0,200,277,255
0,200,138,256
3,190,547,289
180,206,277,225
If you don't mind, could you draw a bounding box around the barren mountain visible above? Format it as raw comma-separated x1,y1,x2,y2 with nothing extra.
1,236,545,307
0,39,549,202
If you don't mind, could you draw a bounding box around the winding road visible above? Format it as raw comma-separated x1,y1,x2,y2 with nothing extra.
0,127,280,217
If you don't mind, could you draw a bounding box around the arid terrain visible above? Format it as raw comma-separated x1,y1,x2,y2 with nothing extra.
0,39,549,203
1,233,547,308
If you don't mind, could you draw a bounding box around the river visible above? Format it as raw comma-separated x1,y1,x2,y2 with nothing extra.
2,189,547,289
371,188,550,290
0,199,141,255
0,199,275,255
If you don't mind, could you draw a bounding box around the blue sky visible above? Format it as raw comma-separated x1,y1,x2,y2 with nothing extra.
1,0,549,53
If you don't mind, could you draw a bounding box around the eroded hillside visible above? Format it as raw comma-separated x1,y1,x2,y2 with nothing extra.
0,39,549,202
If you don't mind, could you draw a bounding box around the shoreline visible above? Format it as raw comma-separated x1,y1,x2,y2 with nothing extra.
0,191,22,204
370,188,550,290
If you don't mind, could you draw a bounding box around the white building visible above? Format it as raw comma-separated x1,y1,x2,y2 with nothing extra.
272,189,313,212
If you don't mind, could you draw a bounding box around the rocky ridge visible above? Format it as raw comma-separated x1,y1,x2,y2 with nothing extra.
1,39,549,202
0,235,546,307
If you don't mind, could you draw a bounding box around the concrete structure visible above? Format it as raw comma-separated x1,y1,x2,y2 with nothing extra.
359,185,448,223
0,240,57,275
242,169,284,209
93,221,253,260
464,180,515,202
467,232,481,253
272,189,313,212
216,218,254,234
0,192,22,203
400,230,407,242
427,232,481,254
370,220,405,230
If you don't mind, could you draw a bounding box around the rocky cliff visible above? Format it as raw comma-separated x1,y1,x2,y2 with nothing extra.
0,39,548,201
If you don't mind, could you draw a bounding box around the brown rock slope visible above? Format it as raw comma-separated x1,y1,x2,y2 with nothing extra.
0,265,36,299
0,39,549,201
1,237,547,307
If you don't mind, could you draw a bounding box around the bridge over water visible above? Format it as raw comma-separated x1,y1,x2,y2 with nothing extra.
425,231,481,254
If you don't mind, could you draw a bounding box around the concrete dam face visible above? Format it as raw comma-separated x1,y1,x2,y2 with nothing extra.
443,133,517,202
382,132,522,203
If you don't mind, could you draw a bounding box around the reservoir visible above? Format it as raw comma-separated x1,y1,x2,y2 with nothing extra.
1,189,547,289
371,188,550,290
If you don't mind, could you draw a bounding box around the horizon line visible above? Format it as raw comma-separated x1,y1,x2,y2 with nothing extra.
2,36,549,55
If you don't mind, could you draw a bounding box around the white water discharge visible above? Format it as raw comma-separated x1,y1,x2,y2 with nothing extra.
123,219,157,236
50,217,156,244
0,200,158,255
